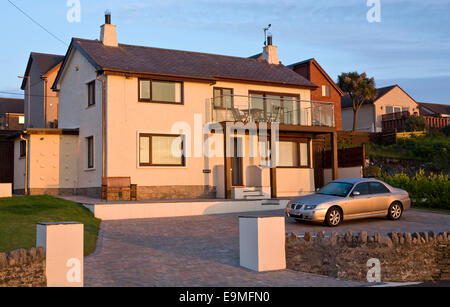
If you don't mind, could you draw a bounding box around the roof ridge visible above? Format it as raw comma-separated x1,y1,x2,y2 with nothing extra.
73,38,278,65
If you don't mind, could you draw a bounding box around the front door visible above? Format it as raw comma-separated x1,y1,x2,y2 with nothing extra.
231,137,243,186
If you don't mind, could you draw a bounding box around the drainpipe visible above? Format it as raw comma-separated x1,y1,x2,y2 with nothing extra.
96,73,106,178
19,133,29,195
43,77,47,128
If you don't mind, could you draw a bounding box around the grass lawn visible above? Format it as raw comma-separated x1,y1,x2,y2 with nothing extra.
0,195,101,255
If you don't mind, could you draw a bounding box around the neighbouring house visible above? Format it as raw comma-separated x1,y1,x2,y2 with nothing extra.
21,52,64,128
13,14,363,199
341,85,420,132
0,98,24,130
287,59,344,130
418,102,450,127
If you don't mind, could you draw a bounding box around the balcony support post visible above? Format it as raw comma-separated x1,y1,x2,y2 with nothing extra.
331,131,338,180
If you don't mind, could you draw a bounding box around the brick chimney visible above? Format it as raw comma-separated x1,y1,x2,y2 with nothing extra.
262,34,279,65
100,11,118,47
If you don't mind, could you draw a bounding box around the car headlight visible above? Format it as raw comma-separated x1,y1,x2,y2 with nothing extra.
304,205,317,210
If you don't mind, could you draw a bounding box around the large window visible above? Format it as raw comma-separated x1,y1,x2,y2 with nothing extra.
87,81,96,106
277,139,310,168
213,87,233,109
139,79,183,104
86,136,94,169
249,91,300,124
139,133,185,167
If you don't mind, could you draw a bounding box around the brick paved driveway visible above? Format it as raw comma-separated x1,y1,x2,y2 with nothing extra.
84,211,369,287
84,209,449,287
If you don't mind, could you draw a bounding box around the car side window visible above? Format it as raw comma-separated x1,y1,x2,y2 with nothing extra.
370,182,390,194
353,183,370,196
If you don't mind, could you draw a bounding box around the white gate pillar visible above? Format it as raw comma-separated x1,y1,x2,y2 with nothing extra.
239,216,286,272
36,222,84,287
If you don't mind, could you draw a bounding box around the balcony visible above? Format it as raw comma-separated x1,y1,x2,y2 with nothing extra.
210,94,335,128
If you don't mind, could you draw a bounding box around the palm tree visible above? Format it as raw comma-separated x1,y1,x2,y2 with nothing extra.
338,72,378,132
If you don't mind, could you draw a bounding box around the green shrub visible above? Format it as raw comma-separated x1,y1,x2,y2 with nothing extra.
404,116,427,132
378,170,450,209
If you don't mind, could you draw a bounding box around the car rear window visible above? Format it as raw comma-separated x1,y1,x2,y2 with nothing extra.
370,182,390,194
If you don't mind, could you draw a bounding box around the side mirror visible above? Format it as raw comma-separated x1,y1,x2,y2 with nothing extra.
316,188,320,192
352,191,361,197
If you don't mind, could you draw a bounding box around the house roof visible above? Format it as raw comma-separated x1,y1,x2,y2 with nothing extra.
418,102,450,116
21,52,64,90
341,85,401,109
287,58,344,96
53,38,317,90
0,98,24,116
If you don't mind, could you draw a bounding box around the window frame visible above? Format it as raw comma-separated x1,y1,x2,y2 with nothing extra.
86,136,94,170
369,182,391,194
322,85,331,97
138,133,186,167
276,137,311,169
213,87,234,110
87,81,96,107
138,78,184,105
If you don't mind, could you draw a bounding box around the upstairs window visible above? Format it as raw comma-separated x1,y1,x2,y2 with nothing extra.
213,88,233,109
139,79,183,104
87,81,96,106
322,85,330,97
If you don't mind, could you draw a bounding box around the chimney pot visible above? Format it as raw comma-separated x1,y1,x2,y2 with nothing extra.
105,11,111,24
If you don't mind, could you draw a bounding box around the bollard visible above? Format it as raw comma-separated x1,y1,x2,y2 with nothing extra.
239,216,286,272
36,222,84,287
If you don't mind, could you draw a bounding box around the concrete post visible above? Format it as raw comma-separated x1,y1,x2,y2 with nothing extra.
0,183,12,198
36,222,84,287
239,216,286,272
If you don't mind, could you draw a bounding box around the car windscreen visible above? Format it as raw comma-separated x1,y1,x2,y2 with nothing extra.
317,182,354,197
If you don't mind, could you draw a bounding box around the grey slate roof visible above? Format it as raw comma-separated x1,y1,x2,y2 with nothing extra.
56,38,317,88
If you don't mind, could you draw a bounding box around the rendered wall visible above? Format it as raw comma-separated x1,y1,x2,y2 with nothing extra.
105,75,311,195
57,49,103,190
275,168,315,197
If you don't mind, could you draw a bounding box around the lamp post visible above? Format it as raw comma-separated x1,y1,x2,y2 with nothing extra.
18,75,30,128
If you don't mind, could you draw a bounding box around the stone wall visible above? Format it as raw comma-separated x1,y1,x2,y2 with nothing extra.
0,247,46,287
286,231,450,282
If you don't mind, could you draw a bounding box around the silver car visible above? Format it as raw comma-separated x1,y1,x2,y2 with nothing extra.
285,178,411,227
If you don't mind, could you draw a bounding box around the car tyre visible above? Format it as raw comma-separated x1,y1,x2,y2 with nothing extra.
325,207,342,227
387,202,403,220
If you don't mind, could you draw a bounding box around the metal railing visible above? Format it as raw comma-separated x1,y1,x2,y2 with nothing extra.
210,94,335,127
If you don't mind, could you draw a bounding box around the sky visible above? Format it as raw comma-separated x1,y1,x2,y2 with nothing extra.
0,0,449,104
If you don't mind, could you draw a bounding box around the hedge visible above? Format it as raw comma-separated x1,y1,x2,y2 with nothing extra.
378,170,449,209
